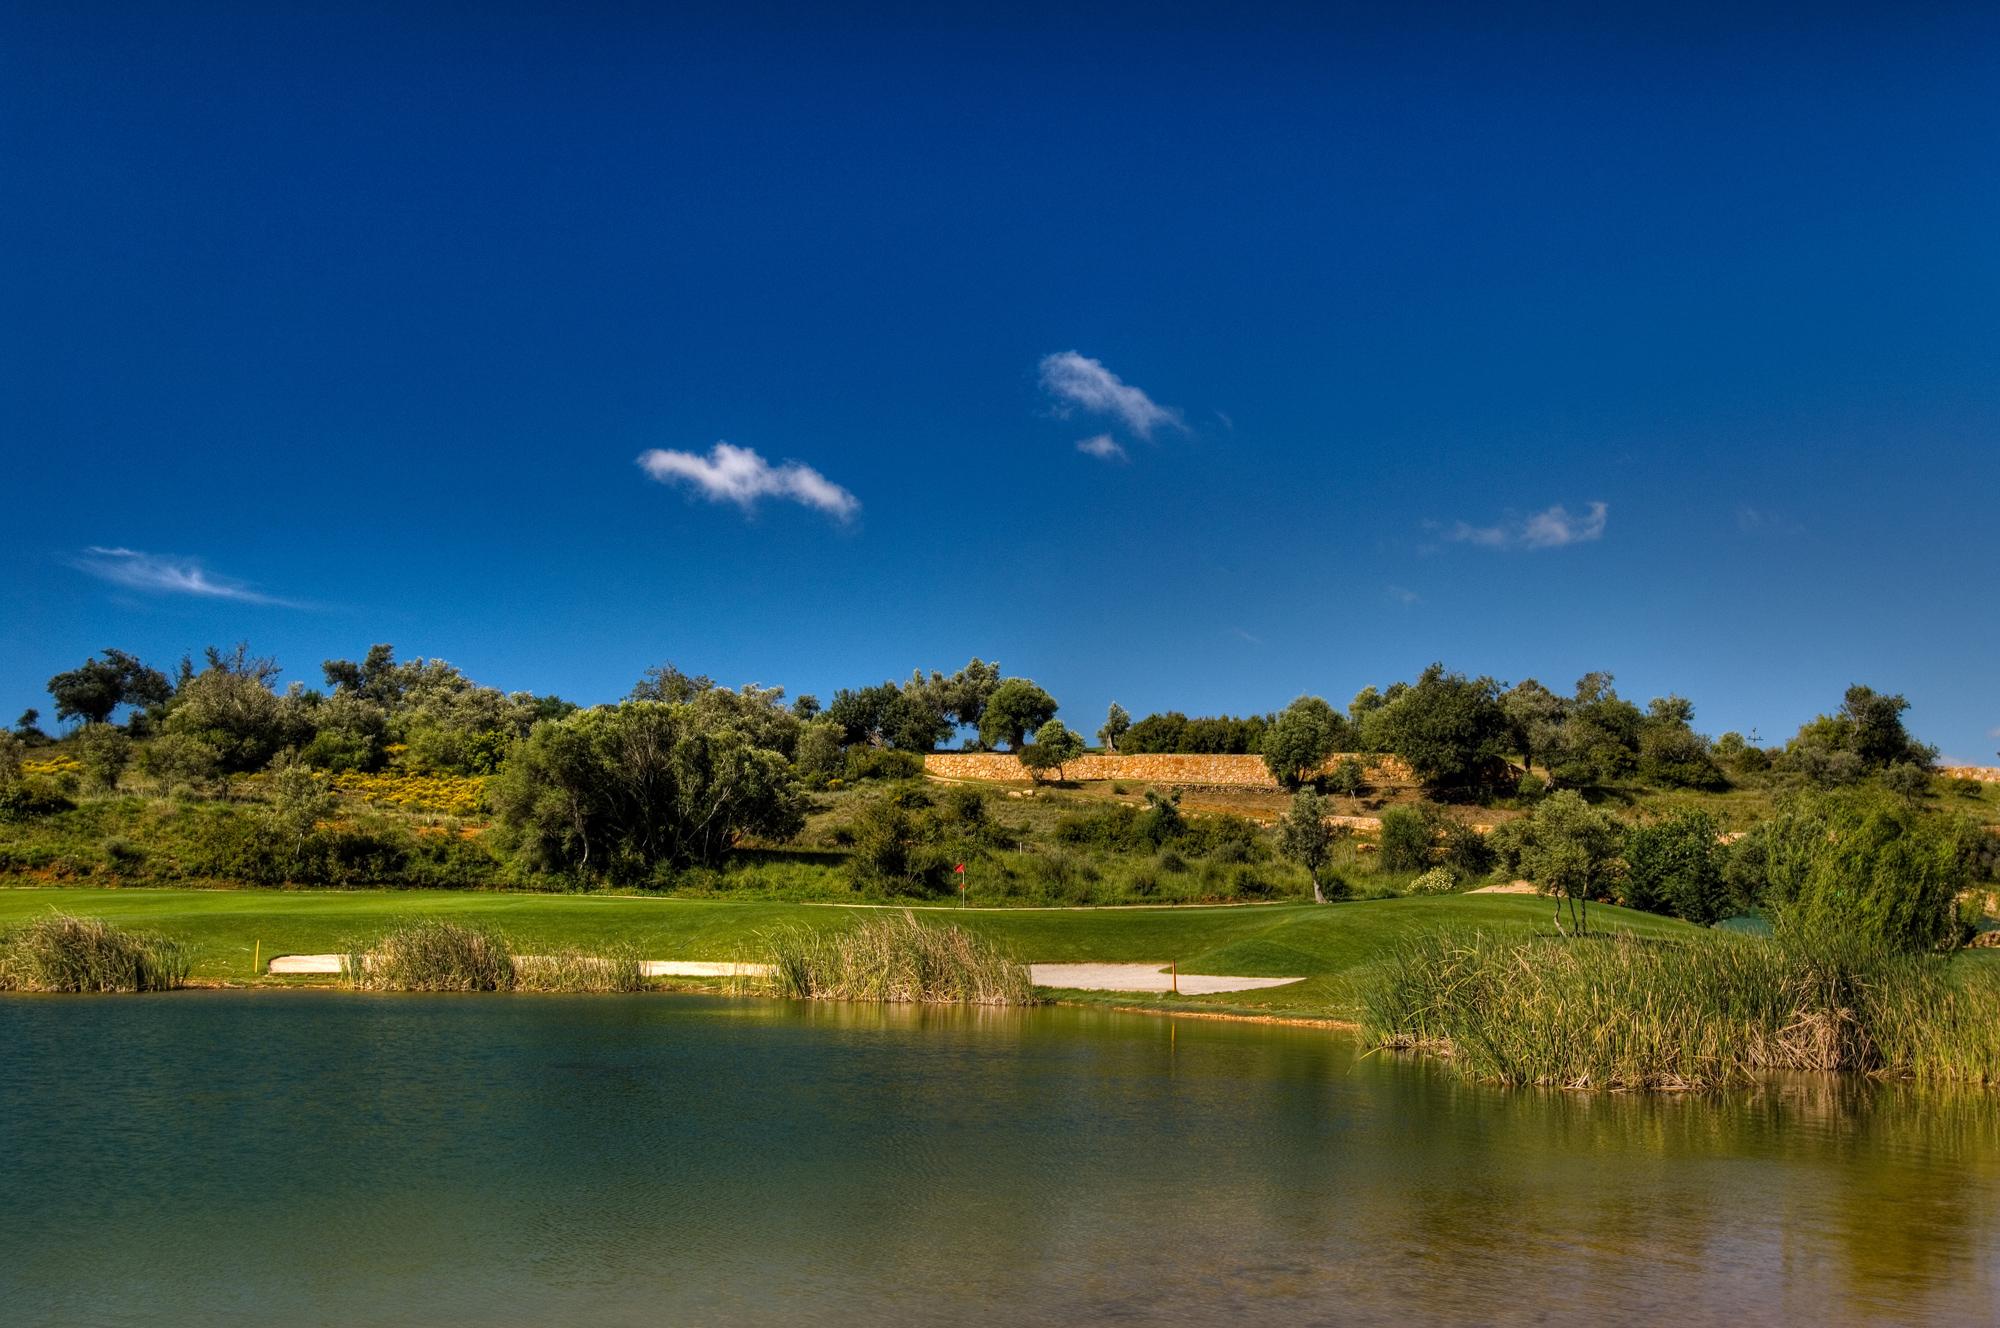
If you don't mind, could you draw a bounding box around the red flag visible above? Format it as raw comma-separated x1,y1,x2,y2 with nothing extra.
954,863,965,874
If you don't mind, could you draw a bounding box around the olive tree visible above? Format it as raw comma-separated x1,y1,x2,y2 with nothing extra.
1276,789,1347,902
977,678,1057,751
1021,719,1085,781
1261,695,1342,791
490,701,807,883
1098,702,1131,753
1519,789,1625,935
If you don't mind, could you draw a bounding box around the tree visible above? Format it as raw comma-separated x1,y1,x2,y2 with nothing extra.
490,701,807,883
977,678,1057,751
138,732,220,798
1882,761,1931,805
47,649,171,727
166,661,293,778
1501,679,1565,775
1624,807,1727,925
13,709,48,745
793,717,845,784
1783,685,1938,785
264,751,337,870
1761,790,1971,952
1519,789,1625,935
1276,789,1347,902
1374,665,1509,792
1550,673,1645,788
1021,719,1085,781
1637,696,1726,790
72,724,132,793
629,661,716,703
939,658,1002,735
826,682,949,751
1261,696,1343,790
1099,702,1131,753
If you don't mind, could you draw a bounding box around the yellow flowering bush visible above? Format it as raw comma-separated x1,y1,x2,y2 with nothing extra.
329,770,486,818
23,756,83,778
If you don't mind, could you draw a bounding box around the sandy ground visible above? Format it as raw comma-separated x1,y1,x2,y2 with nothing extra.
268,953,1303,993
1468,881,1539,894
1027,963,1304,994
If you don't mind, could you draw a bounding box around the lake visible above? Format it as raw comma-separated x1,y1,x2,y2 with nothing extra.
3,993,1996,1325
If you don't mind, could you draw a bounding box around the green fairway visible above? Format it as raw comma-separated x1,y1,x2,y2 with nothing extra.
0,887,1702,1019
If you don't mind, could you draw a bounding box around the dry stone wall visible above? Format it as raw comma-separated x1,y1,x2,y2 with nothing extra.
1942,767,2000,783
922,751,1415,789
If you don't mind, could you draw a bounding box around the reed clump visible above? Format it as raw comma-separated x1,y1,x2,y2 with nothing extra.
347,919,517,991
347,920,650,992
0,912,189,992
1362,928,2000,1091
766,911,1037,1005
513,945,646,992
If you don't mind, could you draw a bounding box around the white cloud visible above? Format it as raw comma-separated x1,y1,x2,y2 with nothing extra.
1075,434,1127,462
1385,585,1421,605
1447,501,1608,551
1037,351,1184,439
72,547,292,605
637,442,858,520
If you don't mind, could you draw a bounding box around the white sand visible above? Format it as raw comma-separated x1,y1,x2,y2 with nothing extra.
1027,963,1304,994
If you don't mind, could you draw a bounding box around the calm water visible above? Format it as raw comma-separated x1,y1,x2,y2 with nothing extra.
3,994,1997,1326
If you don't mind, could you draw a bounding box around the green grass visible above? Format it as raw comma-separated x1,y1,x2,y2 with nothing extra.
1362,927,2000,1090
0,886,1700,1019
0,911,190,992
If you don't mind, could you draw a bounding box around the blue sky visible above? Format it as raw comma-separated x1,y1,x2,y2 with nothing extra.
3,4,1996,760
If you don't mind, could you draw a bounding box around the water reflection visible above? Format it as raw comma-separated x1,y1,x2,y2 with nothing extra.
1,993,1995,1326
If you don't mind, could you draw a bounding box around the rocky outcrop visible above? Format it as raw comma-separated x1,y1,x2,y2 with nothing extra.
922,751,1415,789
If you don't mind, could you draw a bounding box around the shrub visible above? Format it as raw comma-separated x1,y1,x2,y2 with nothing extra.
349,919,515,991
0,913,188,992
1325,757,1366,797
1378,803,1444,872
1624,808,1728,925
72,725,133,793
1409,867,1457,895
843,746,925,782
765,912,1036,1004
1514,771,1546,801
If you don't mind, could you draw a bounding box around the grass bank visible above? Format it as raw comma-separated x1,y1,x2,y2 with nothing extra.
0,887,1714,1019
1363,929,2000,1090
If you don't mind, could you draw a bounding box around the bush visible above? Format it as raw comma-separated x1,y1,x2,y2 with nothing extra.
1409,867,1458,895
1624,808,1729,925
766,912,1036,1004
1762,791,1974,953
843,746,925,782
349,919,515,991
1325,757,1366,797
1515,772,1546,801
1379,803,1444,872
0,913,188,992
72,726,133,793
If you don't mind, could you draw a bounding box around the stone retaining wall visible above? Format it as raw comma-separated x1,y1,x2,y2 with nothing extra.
1941,767,2000,784
922,751,1415,789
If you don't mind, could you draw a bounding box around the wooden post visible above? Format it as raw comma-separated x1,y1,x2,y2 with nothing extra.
1171,960,1178,995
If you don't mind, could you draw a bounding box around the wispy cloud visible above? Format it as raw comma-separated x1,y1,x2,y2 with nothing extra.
1075,434,1128,462
1446,501,1608,551
1385,585,1421,605
1230,626,1263,646
1038,351,1184,439
637,442,859,520
71,547,295,605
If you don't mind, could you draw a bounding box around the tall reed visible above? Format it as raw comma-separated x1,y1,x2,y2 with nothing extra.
766,912,1036,1005
347,919,517,991
513,945,646,992
346,920,650,992
1362,928,2000,1091
0,912,189,992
